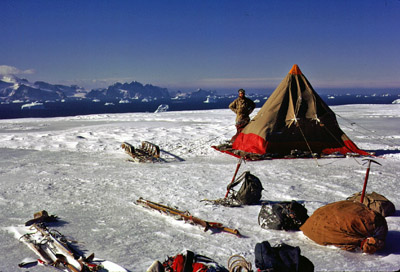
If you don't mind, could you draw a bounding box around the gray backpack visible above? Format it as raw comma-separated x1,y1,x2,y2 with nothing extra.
228,171,263,205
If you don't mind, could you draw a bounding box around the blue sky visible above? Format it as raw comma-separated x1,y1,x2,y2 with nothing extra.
1,0,399,92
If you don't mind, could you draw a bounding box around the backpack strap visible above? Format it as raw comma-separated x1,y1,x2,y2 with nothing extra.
194,254,214,264
171,254,185,272
227,171,249,190
183,250,194,272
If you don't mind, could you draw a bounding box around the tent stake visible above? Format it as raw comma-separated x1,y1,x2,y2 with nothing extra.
225,158,243,198
360,159,381,203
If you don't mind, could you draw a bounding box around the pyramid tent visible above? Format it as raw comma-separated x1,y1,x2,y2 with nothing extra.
231,64,370,157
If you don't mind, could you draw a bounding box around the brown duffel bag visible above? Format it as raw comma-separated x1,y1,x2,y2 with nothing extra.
300,200,388,254
347,191,395,217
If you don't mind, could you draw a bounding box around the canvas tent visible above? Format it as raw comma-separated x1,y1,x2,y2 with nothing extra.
227,64,370,158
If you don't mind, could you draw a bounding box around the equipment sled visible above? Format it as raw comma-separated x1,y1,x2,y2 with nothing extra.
121,141,161,162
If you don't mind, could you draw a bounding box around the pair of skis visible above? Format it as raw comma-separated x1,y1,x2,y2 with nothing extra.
12,222,127,272
136,198,242,237
18,223,97,271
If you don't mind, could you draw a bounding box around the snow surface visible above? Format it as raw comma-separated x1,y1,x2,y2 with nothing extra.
0,104,400,272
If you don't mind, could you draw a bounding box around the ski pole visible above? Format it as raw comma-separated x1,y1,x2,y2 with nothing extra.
360,159,381,203
225,158,243,198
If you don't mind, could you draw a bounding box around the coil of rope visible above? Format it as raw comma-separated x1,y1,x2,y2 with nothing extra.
227,254,253,272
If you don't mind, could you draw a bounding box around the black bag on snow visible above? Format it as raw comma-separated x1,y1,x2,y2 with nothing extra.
258,200,309,231
228,171,263,205
255,240,314,272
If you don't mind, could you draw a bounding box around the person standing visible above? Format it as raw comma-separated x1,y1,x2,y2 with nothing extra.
229,89,256,142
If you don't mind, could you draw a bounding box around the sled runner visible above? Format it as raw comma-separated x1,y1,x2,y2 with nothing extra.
121,141,161,162
7,222,127,271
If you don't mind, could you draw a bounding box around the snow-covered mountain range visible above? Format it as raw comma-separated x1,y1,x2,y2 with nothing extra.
0,75,176,103
0,75,83,102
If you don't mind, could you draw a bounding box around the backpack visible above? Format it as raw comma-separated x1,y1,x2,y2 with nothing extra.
255,241,314,272
346,191,395,217
161,250,228,272
228,171,263,205
258,201,309,231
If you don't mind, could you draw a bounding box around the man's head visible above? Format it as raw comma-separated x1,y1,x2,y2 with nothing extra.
238,89,245,97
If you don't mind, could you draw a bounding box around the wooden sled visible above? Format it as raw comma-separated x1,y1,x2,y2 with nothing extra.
121,141,161,163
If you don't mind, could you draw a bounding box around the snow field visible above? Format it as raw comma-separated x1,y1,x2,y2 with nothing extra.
0,104,399,271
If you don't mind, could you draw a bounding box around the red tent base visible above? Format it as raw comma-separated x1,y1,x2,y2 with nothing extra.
211,145,372,161
211,145,246,159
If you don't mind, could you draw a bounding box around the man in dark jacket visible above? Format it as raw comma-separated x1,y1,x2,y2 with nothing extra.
229,89,256,142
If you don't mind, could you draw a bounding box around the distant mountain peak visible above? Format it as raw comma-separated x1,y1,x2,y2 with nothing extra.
1,75,29,85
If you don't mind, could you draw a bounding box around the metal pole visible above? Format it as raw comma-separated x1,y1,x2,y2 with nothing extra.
225,158,243,198
360,159,382,203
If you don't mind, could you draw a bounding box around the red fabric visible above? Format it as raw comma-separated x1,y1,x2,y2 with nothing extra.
289,64,302,75
215,130,370,160
192,263,208,272
211,146,243,159
230,122,248,143
171,254,184,272
168,254,209,272
322,139,370,156
232,132,266,154
231,133,370,157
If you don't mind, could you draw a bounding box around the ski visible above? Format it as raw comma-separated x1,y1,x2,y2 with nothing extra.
7,223,128,272
136,197,242,237
32,223,83,271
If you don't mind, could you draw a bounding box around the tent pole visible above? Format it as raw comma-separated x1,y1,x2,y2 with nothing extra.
297,122,319,167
